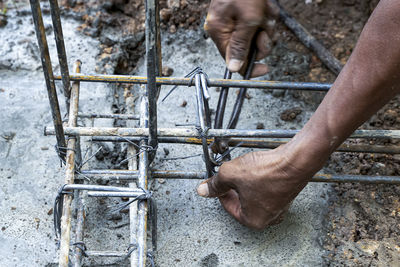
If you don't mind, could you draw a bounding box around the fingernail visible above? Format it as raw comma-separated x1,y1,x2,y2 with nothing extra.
227,59,244,72
197,183,209,197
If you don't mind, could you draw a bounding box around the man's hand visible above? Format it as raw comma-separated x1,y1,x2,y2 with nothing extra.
205,0,279,77
197,144,316,230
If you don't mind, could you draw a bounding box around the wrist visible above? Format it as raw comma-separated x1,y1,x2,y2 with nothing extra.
280,129,333,177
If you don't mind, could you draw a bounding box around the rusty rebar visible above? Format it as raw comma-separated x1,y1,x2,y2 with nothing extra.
145,0,162,163
273,0,343,75
136,97,150,267
76,169,400,184
48,0,71,111
54,74,332,91
30,0,66,161
89,136,400,155
58,60,81,267
45,126,400,139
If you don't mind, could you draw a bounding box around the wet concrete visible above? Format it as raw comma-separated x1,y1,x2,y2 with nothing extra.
1,4,332,266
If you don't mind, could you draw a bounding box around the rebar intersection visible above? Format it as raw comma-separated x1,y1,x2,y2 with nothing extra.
30,0,400,266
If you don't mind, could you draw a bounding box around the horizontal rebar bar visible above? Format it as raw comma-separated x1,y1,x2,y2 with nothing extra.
54,74,331,91
45,126,400,139
85,251,126,257
79,170,206,180
78,113,139,120
77,170,400,184
64,184,142,193
87,191,144,197
90,136,400,154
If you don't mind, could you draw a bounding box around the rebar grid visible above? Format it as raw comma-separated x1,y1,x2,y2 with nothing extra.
29,0,400,266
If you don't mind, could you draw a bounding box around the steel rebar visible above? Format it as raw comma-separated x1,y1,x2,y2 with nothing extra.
76,169,400,184
48,0,71,111
273,0,343,75
45,126,400,139
227,47,257,129
145,0,162,163
58,60,81,267
72,60,84,267
78,113,139,120
54,74,331,91
195,73,214,177
136,97,150,267
30,0,66,161
214,69,232,129
89,136,400,154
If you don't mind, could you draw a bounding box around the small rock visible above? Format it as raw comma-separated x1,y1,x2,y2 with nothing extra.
11,206,16,210
280,107,302,121
107,212,122,220
0,14,8,28
162,66,174,77
163,148,170,156
47,208,53,216
169,25,177,34
34,218,40,229
256,123,265,129
180,0,188,8
180,100,187,107
383,109,397,125
160,8,172,21
103,47,113,54
120,209,129,214
272,89,285,98
167,0,180,9
41,146,49,151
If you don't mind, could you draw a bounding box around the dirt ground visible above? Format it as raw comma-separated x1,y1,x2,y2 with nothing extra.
1,0,400,266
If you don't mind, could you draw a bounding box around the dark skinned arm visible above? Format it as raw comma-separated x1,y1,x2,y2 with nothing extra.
197,0,400,230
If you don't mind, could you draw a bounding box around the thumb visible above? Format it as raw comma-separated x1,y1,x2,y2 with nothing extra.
226,20,260,72
197,174,232,198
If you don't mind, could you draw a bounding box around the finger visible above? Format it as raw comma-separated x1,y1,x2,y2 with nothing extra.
219,189,242,221
205,13,232,59
255,31,272,60
196,174,232,198
226,19,260,72
250,63,269,78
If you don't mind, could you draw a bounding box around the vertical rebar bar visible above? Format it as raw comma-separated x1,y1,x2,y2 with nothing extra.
145,0,162,161
72,61,84,267
195,74,214,177
126,94,139,266
136,97,149,267
272,0,343,75
48,0,71,111
59,60,81,267
214,68,232,129
29,0,66,161
73,191,85,267
227,49,257,129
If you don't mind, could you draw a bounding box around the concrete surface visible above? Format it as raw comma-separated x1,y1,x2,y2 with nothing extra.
0,4,332,266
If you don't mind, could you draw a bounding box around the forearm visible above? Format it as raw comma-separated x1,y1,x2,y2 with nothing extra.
286,0,400,174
